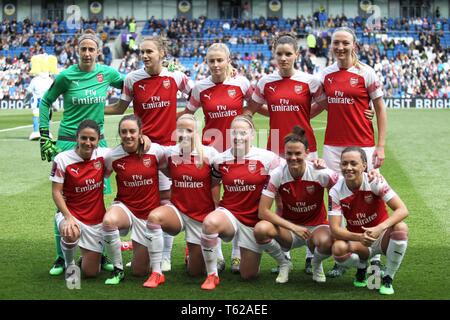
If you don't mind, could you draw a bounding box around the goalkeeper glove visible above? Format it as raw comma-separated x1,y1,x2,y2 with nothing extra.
39,128,59,162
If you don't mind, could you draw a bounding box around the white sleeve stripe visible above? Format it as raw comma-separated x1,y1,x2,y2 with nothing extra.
383,190,397,203
262,189,276,198
328,210,342,216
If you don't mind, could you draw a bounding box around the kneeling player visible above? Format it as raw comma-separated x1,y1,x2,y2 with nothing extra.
50,120,108,278
102,115,166,285
199,115,290,290
328,147,409,295
146,114,220,287
255,126,339,283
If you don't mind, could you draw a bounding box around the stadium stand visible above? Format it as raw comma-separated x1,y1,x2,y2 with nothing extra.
1,16,449,101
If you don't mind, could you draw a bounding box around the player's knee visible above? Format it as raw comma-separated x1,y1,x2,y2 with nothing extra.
332,240,349,257
102,215,119,231
253,221,274,244
202,216,221,234
62,235,79,245
148,211,163,226
391,222,408,240
240,270,258,281
187,266,203,277
316,236,333,253
82,265,99,278
131,264,148,277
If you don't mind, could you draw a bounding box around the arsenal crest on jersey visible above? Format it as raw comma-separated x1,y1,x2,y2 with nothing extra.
97,73,104,83
294,85,303,94
364,194,374,204
350,77,359,87
94,161,102,170
163,79,171,89
228,89,236,98
248,161,257,173
306,185,315,195
143,157,152,167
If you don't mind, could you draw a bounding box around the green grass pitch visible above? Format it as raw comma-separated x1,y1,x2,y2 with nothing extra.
0,108,449,300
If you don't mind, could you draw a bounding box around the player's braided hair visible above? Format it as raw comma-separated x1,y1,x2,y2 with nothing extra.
78,29,103,49
177,114,204,168
284,125,309,150
332,27,362,69
118,114,145,158
141,36,170,58
271,31,299,53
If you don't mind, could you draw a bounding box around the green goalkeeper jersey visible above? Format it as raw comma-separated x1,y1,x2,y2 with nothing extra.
39,63,123,138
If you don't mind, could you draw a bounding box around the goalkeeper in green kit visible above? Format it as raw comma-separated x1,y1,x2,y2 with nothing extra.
39,29,124,276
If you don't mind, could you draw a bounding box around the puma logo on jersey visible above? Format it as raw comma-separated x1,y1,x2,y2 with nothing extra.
204,93,212,100
222,166,229,173
327,78,333,84
116,163,126,170
70,168,80,175
138,84,146,91
72,80,80,87
268,85,276,92
282,187,290,194
341,203,350,209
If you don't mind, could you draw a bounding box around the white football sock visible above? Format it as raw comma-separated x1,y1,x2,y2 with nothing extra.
61,239,78,268
201,232,219,275
162,232,174,261
146,223,164,274
385,238,408,279
335,252,360,269
216,238,224,260
306,246,314,259
312,247,330,264
102,228,123,270
261,239,289,266
231,236,240,259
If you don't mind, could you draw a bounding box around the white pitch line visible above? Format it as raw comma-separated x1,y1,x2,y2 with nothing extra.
0,124,38,133
0,114,127,134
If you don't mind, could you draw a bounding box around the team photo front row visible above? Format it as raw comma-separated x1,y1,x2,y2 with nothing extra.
49,115,408,295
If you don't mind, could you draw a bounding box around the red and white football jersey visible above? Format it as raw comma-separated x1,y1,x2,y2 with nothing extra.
165,145,219,222
50,148,109,225
263,161,339,226
121,68,192,146
212,147,281,227
105,143,166,220
329,173,396,234
252,70,326,154
187,76,253,152
319,62,383,147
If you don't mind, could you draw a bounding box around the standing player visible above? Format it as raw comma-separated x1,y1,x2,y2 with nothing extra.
50,120,109,278
199,115,291,290
182,43,254,273
329,147,408,295
39,29,124,276
319,27,388,277
250,32,328,273
27,54,58,140
255,126,339,283
145,114,220,287
104,36,193,272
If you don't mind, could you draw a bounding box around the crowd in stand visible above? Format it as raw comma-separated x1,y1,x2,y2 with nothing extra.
1,15,450,102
